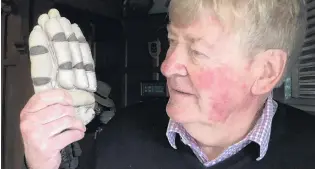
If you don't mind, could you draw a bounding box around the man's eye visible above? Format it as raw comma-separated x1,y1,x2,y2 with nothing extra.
190,49,205,57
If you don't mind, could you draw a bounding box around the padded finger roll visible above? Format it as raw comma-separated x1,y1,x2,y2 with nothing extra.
68,90,95,125
44,12,75,89
67,90,95,107
29,25,55,93
38,14,49,32
72,24,97,92
75,107,95,125
59,18,89,89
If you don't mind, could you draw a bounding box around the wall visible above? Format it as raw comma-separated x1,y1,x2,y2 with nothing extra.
123,14,169,107
2,0,33,169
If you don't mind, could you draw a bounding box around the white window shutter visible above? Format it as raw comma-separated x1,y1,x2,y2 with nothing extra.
297,0,315,99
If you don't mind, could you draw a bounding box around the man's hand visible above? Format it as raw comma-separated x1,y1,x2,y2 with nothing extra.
20,9,97,169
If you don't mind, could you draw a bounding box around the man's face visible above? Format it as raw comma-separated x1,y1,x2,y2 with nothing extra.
161,13,259,145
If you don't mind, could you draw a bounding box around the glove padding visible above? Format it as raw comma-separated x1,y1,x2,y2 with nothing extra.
28,8,97,125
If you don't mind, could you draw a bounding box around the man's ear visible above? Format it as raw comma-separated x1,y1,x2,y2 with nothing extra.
250,49,287,95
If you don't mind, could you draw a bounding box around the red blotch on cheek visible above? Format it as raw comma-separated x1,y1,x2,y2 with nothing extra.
210,95,229,122
194,66,249,122
195,70,215,89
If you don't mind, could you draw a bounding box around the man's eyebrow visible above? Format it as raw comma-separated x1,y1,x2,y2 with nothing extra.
166,24,202,44
185,33,202,43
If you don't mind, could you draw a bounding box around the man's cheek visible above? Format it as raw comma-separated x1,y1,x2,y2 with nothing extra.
207,91,232,122
193,68,248,122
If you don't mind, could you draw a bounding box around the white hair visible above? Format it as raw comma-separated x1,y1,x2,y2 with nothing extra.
168,0,307,87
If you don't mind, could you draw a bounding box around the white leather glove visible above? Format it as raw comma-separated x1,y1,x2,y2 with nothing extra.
28,8,97,125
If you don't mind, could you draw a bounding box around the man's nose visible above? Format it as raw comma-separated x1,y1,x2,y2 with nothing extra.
161,47,187,77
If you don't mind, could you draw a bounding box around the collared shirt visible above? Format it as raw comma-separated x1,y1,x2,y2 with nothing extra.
166,95,278,167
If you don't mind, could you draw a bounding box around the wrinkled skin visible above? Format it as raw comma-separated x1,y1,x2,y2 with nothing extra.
20,90,86,169
161,12,262,154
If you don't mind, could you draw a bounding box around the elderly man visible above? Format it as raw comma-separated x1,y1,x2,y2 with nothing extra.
21,0,315,169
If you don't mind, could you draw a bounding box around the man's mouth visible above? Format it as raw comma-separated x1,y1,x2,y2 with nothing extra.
171,89,193,96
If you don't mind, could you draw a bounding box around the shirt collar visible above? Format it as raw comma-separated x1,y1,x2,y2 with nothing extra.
245,95,278,160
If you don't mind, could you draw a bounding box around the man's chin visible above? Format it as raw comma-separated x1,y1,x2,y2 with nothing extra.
165,104,197,124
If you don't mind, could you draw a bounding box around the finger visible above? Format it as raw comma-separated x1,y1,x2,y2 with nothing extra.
29,25,55,93
22,89,73,113
50,129,85,151
44,9,75,89
67,90,95,108
23,104,75,124
43,115,86,137
72,24,97,92
59,17,89,89
75,106,95,125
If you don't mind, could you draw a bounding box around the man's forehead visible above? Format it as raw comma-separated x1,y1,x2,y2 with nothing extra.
167,16,225,46
167,22,207,40
167,14,223,35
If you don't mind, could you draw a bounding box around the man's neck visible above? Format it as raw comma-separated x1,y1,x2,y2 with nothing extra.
199,96,268,160
199,143,225,160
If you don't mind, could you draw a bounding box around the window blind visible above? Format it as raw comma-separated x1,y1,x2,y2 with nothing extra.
297,0,315,99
